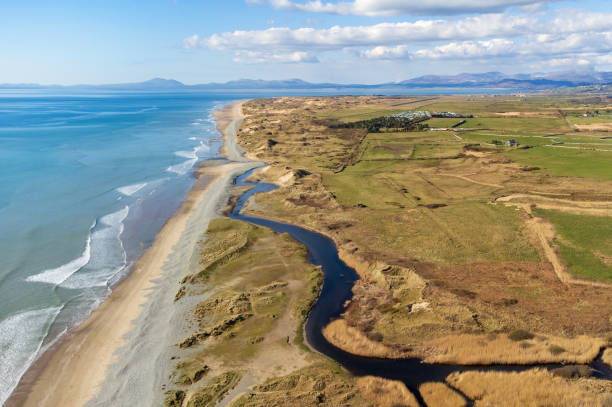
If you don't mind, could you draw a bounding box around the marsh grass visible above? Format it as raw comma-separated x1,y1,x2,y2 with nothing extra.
356,376,420,407
508,329,535,341
603,348,612,368
446,369,612,407
424,333,603,364
419,382,467,407
322,319,407,358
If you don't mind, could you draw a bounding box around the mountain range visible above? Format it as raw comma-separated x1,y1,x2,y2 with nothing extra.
3,71,612,91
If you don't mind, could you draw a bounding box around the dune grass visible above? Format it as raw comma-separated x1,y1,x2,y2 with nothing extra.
171,218,324,404
230,364,370,406
186,372,242,407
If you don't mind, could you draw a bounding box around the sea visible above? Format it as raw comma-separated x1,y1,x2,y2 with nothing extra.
0,86,520,405
0,90,247,405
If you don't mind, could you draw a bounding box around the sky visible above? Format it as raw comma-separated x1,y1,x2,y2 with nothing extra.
2,0,612,84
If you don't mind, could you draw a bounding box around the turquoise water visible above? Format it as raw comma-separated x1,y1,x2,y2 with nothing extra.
0,90,238,404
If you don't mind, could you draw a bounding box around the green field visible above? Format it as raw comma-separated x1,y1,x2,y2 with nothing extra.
425,118,465,128
458,117,570,133
504,146,612,181
535,209,612,282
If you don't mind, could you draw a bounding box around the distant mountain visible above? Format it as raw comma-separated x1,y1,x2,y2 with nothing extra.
2,71,611,91
191,78,372,90
0,78,187,91
105,78,186,90
397,71,612,89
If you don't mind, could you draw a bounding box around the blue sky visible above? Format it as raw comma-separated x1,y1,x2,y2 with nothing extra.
2,0,612,84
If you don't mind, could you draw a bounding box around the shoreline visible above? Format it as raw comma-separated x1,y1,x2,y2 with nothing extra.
7,100,257,407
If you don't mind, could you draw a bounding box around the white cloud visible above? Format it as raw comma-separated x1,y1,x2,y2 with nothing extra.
358,33,612,70
548,57,591,67
187,8,612,68
412,38,514,59
192,14,532,52
361,45,410,59
266,0,551,16
182,34,200,49
232,50,319,63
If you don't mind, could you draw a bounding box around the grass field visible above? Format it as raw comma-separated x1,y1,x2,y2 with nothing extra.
505,146,612,180
459,117,570,133
237,94,612,369
424,117,465,128
535,208,612,282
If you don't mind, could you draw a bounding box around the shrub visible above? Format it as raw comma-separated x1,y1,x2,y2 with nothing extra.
508,329,534,341
548,345,566,355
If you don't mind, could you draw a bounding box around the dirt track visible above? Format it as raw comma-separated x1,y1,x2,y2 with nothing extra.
497,194,612,288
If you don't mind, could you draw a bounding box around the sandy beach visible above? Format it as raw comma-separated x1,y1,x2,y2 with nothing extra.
8,101,257,407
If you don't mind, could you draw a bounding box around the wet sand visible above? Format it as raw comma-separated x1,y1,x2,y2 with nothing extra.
8,101,257,407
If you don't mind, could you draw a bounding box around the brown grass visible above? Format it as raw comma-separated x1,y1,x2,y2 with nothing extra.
575,123,612,131
356,376,420,407
322,319,408,358
603,348,612,368
419,382,467,407
446,369,612,407
423,333,604,365
495,111,559,118
230,364,371,406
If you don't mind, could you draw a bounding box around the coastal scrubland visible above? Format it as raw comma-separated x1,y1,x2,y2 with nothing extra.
166,218,331,406
167,217,407,406
232,94,612,404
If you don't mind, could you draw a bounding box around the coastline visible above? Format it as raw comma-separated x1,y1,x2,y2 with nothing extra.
7,101,257,407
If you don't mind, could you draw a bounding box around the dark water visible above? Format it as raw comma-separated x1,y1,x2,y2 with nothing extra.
229,168,611,405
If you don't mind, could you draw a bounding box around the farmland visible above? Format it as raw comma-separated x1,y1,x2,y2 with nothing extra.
233,93,612,404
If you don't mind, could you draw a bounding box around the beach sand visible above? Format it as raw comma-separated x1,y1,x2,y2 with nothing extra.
8,101,257,407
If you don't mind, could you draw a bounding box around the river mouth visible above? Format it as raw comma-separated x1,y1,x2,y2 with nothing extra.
229,167,612,405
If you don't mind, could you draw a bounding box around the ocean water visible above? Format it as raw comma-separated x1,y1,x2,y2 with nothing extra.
0,90,239,405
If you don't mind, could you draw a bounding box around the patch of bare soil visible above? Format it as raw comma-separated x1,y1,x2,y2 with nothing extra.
498,193,612,217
